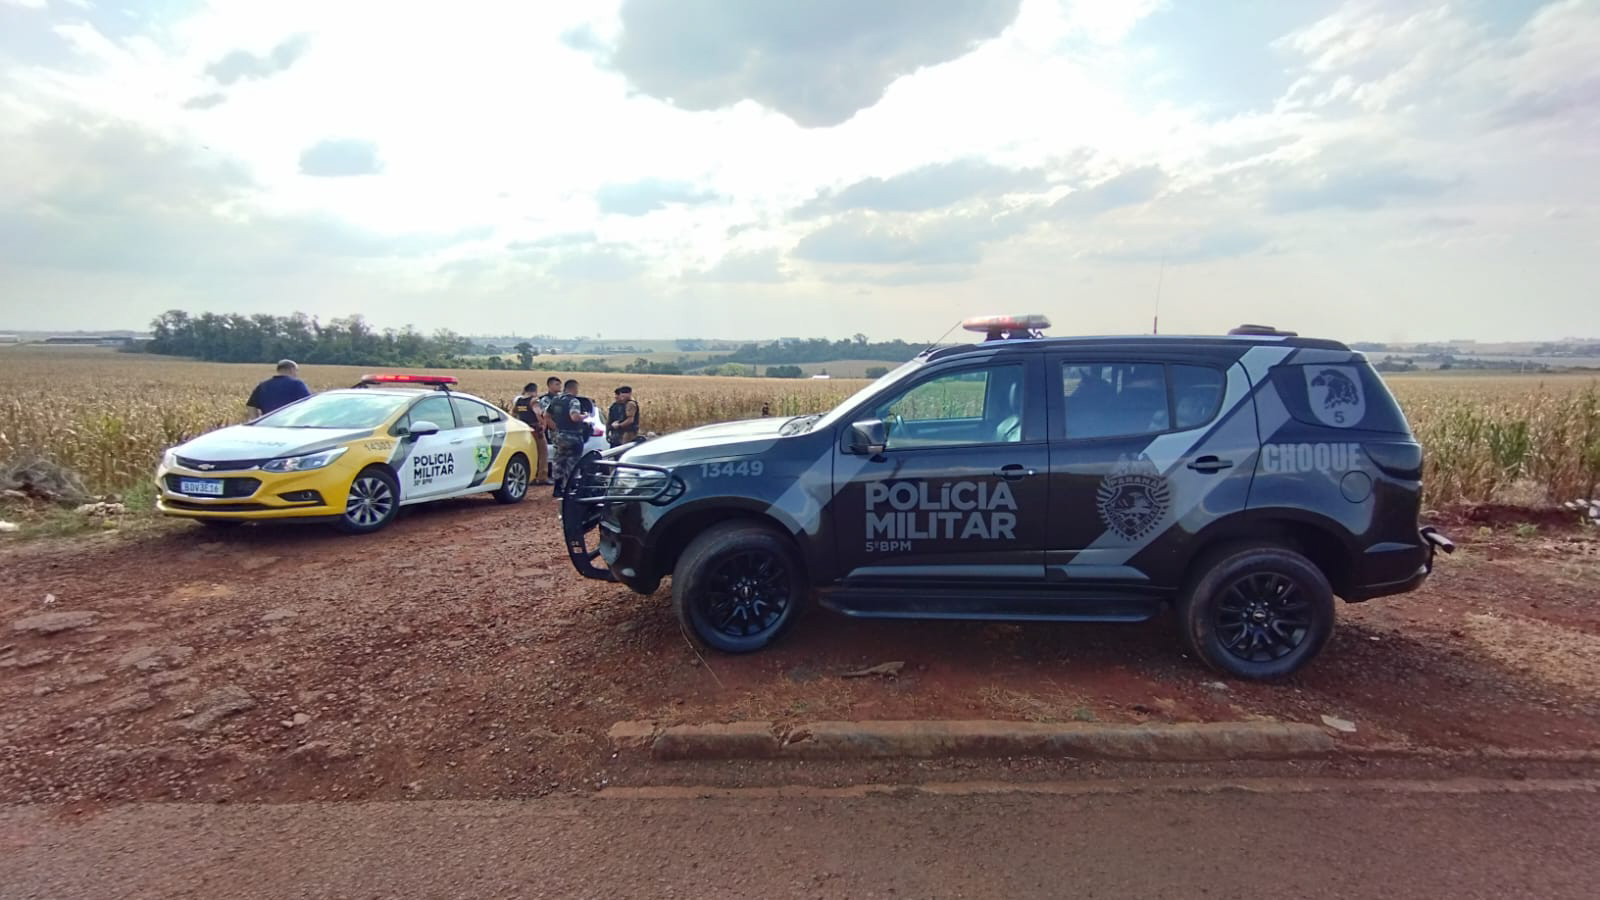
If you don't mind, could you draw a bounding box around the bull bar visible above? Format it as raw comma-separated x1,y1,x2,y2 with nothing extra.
560,454,682,582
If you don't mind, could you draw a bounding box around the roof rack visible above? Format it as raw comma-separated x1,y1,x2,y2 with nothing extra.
351,373,458,391
1227,324,1299,337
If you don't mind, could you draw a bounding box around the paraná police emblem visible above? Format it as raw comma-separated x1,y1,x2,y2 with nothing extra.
1096,456,1171,542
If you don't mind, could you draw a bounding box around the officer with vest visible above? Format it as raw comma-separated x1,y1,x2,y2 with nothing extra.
510,382,552,486
607,386,640,448
548,378,590,496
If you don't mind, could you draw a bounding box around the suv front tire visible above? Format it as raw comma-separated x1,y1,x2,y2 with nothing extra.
672,520,806,653
1179,544,1335,680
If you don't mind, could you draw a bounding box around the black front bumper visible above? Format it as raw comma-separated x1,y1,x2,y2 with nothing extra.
560,455,681,585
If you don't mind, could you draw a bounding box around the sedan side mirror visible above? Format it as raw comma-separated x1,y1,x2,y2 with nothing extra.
405,420,441,438
847,419,888,455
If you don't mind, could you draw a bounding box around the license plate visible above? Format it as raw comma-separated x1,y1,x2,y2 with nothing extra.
178,478,225,496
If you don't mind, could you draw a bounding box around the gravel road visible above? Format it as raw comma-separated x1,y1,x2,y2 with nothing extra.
3,777,1596,899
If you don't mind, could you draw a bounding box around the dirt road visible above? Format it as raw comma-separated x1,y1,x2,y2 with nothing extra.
3,778,1597,899
2,495,1598,802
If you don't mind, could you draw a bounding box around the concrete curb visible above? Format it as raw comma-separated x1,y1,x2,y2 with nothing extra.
610,720,1337,763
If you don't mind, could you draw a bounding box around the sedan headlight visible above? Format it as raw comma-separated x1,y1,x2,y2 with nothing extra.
261,446,348,473
161,449,178,469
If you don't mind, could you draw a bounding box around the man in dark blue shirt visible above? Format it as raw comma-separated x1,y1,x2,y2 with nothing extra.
246,359,311,417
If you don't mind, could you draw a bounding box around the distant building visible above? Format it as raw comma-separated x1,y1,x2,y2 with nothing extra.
41,335,139,347
0,334,20,344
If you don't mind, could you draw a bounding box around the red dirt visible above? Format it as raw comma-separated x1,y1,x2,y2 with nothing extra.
2,497,1597,804
1430,502,1591,530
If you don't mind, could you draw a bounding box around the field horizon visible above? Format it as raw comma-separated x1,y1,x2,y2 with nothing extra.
2,346,1597,510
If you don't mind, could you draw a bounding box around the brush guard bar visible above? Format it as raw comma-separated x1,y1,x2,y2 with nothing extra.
560,456,683,582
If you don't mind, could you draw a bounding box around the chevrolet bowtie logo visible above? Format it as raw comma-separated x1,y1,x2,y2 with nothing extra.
196,463,216,470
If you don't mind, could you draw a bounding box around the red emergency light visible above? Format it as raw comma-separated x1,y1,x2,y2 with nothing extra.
354,373,459,389
961,314,1050,341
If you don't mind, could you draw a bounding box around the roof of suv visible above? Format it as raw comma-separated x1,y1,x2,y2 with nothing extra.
924,329,1352,362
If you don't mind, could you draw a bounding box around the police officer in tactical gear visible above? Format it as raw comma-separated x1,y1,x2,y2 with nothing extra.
510,382,552,485
607,386,640,448
548,378,590,496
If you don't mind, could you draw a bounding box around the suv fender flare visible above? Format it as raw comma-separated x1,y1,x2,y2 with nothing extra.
644,497,821,580
1176,509,1359,590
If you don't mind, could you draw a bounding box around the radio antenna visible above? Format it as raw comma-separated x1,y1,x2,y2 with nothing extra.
1151,258,1167,334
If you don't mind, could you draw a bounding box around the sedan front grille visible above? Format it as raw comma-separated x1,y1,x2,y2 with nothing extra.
175,456,269,472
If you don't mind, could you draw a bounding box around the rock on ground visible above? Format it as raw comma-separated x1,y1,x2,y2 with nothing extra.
178,685,256,732
11,611,98,635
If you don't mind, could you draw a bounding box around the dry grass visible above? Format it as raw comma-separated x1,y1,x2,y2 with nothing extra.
1386,373,1600,506
0,346,869,494
1,347,1597,507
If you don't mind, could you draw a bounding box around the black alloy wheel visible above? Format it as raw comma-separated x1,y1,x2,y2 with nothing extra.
672,521,806,653
1213,572,1313,663
702,550,791,639
1178,544,1335,680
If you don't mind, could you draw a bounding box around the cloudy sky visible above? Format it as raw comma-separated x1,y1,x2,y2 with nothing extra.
1,0,1595,343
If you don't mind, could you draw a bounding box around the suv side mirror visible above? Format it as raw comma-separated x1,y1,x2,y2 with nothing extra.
847,419,888,455
405,420,441,437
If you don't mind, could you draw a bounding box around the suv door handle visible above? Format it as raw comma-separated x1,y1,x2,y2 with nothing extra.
1186,455,1234,473
995,464,1036,481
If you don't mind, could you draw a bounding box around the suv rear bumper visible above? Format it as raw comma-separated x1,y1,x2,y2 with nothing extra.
1346,526,1455,601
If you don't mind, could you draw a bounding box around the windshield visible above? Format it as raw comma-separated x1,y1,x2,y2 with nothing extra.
253,392,411,429
813,357,925,430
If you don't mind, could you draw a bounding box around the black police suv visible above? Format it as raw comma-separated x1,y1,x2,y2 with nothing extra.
562,316,1453,680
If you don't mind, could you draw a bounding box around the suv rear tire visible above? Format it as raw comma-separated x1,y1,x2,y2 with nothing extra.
672,521,806,654
1179,544,1334,680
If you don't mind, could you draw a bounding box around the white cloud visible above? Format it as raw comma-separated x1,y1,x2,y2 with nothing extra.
0,0,1594,342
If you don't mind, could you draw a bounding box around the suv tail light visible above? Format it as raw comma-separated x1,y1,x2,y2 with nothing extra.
1363,441,1423,479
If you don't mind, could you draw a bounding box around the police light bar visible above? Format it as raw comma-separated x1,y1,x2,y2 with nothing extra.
357,373,459,386
961,314,1050,340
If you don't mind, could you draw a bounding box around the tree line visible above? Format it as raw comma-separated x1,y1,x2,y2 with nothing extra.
143,311,490,368
704,335,924,367
139,310,928,373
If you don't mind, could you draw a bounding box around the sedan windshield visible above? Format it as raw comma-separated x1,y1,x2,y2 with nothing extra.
253,393,411,429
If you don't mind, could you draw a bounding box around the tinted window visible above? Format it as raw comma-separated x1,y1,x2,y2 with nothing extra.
404,395,456,431
872,364,1024,449
452,396,501,425
1171,365,1225,429
1271,362,1411,434
1062,363,1168,439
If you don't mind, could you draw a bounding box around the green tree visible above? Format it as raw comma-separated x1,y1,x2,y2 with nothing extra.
515,342,536,370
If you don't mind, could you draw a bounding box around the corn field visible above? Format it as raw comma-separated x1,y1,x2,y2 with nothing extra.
2,347,1597,507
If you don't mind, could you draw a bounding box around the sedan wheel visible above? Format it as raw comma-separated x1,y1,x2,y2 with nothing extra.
494,455,530,504
338,469,399,534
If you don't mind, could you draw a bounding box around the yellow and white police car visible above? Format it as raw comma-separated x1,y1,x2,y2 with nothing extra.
155,374,538,534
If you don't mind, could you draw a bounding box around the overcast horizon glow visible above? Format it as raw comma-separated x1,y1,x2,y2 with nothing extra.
1,0,1596,343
